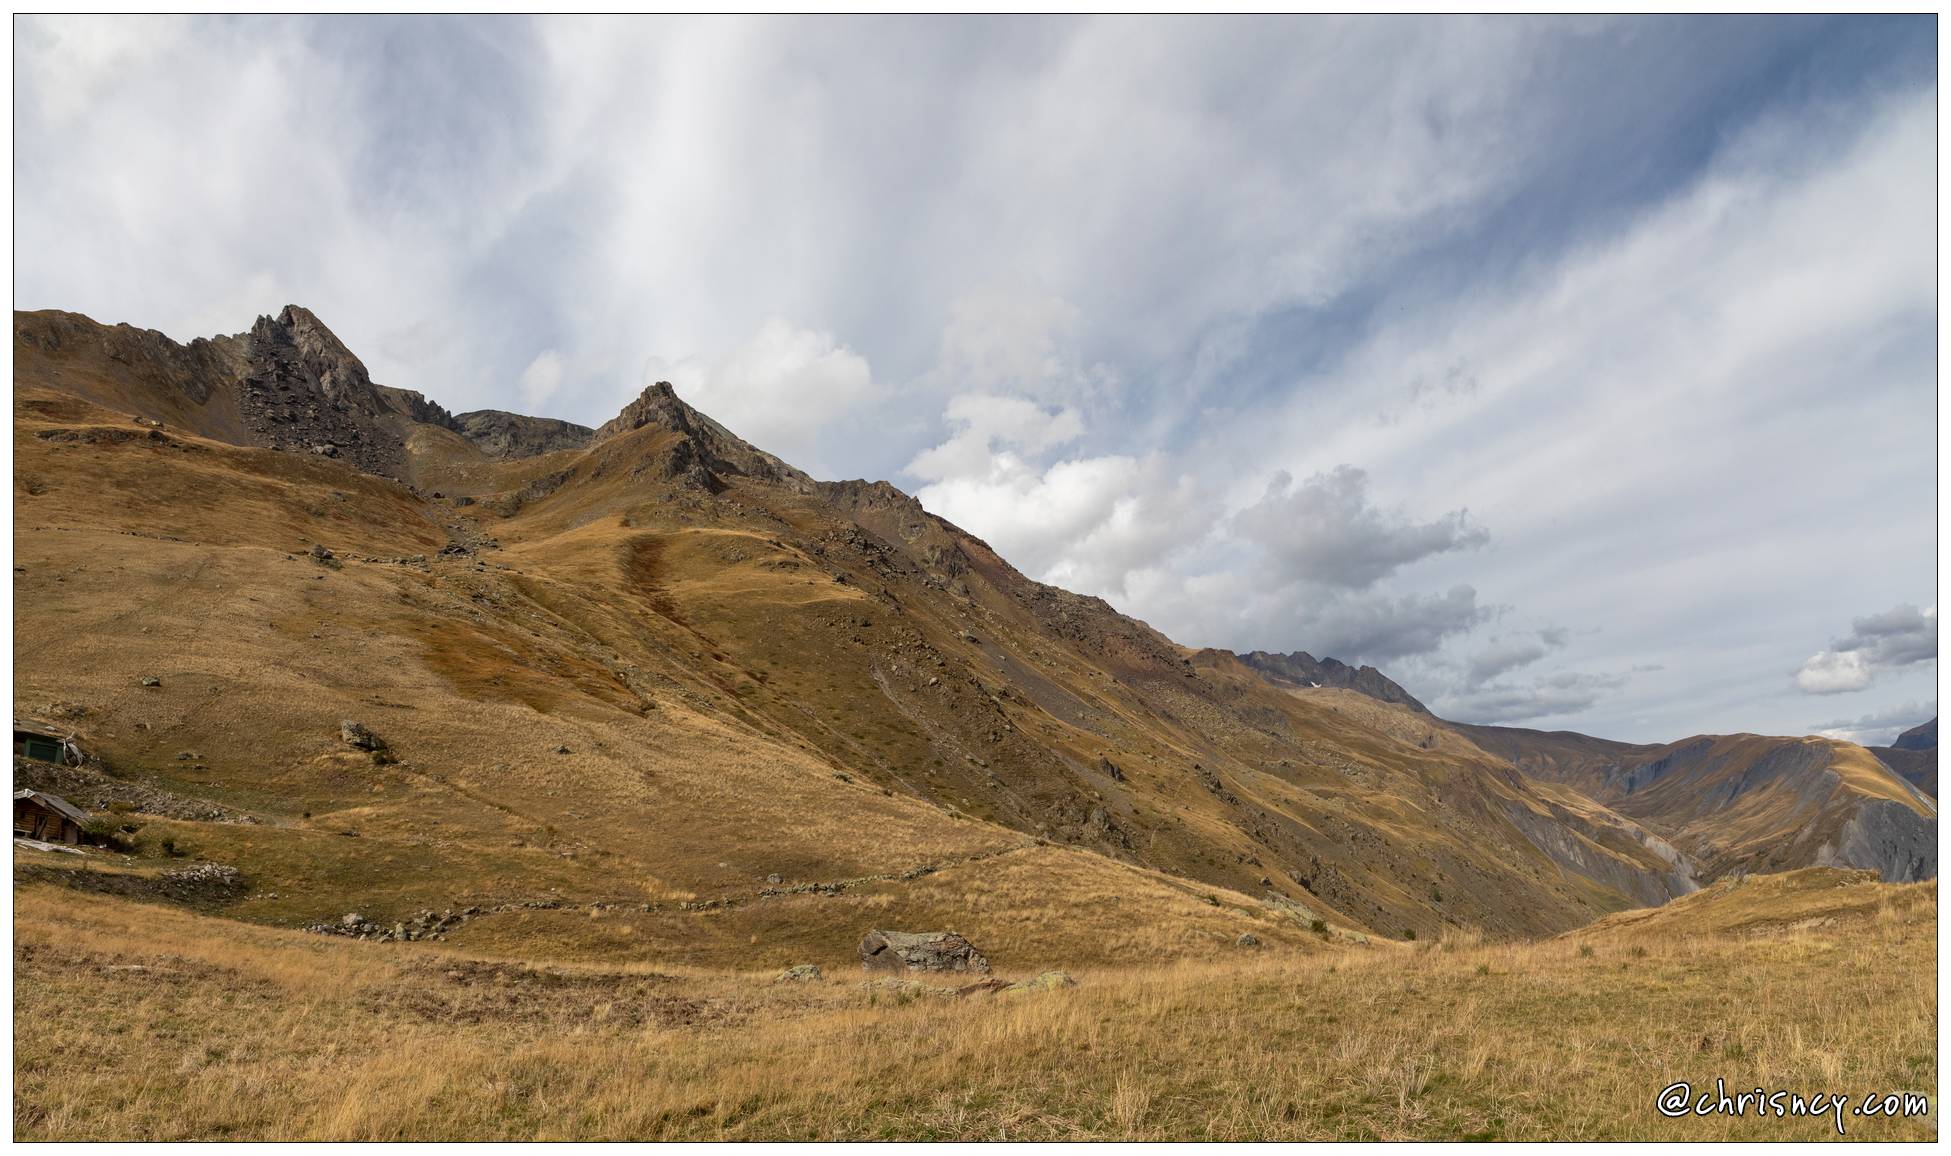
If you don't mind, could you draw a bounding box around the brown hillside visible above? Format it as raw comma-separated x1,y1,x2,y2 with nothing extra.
11,307,1728,956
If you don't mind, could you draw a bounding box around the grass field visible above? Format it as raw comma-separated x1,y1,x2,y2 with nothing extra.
13,870,1934,1141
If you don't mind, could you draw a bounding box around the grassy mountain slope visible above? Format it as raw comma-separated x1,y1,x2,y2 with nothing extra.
13,307,1718,956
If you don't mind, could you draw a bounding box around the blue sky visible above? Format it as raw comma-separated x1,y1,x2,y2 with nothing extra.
14,15,1937,743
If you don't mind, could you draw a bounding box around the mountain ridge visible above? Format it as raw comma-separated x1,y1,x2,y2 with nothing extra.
12,304,1933,975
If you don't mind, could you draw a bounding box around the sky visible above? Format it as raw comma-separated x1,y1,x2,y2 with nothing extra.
14,14,1938,745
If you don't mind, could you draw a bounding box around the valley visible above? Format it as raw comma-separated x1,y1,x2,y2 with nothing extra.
11,305,1938,1140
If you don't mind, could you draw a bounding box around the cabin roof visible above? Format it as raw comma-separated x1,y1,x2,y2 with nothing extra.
13,789,90,826
13,719,71,741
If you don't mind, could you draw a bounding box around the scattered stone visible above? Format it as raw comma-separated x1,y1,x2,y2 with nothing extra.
858,929,990,975
158,862,246,897
339,720,386,752
309,544,335,563
1001,970,1077,995
776,964,823,983
1237,933,1261,948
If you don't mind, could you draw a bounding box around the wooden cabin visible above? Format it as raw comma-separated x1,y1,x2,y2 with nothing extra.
14,790,89,845
14,724,75,765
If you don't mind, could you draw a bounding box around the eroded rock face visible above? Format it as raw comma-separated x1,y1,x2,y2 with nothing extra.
452,410,594,459
858,929,990,974
1821,796,1938,883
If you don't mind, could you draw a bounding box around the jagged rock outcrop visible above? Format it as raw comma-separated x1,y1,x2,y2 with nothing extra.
215,305,438,476
1238,650,1430,713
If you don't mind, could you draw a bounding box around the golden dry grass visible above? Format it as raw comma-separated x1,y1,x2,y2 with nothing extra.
13,875,1934,1141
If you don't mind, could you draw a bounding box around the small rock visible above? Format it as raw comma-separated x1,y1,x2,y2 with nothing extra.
766,873,783,884
553,744,572,755
1001,970,1077,995
1237,933,1261,948
340,720,386,752
776,964,823,983
138,676,161,688
309,544,334,563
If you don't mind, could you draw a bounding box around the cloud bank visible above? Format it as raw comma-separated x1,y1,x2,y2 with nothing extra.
14,15,1936,741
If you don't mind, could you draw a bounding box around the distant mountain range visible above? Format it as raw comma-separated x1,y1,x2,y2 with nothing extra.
1869,718,1937,798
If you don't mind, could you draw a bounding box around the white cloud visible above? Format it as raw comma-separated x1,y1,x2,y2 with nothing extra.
646,318,880,472
906,394,1087,484
934,290,1114,405
518,350,567,410
1795,650,1873,696
1794,604,1935,696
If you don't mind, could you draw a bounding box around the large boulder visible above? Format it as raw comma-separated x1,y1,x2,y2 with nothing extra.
858,929,990,974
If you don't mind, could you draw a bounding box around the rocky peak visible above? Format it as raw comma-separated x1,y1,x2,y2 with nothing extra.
238,305,385,413
596,381,811,489
1238,649,1431,714
212,304,420,477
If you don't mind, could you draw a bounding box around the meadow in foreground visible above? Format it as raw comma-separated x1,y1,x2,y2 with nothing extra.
13,870,1934,1141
